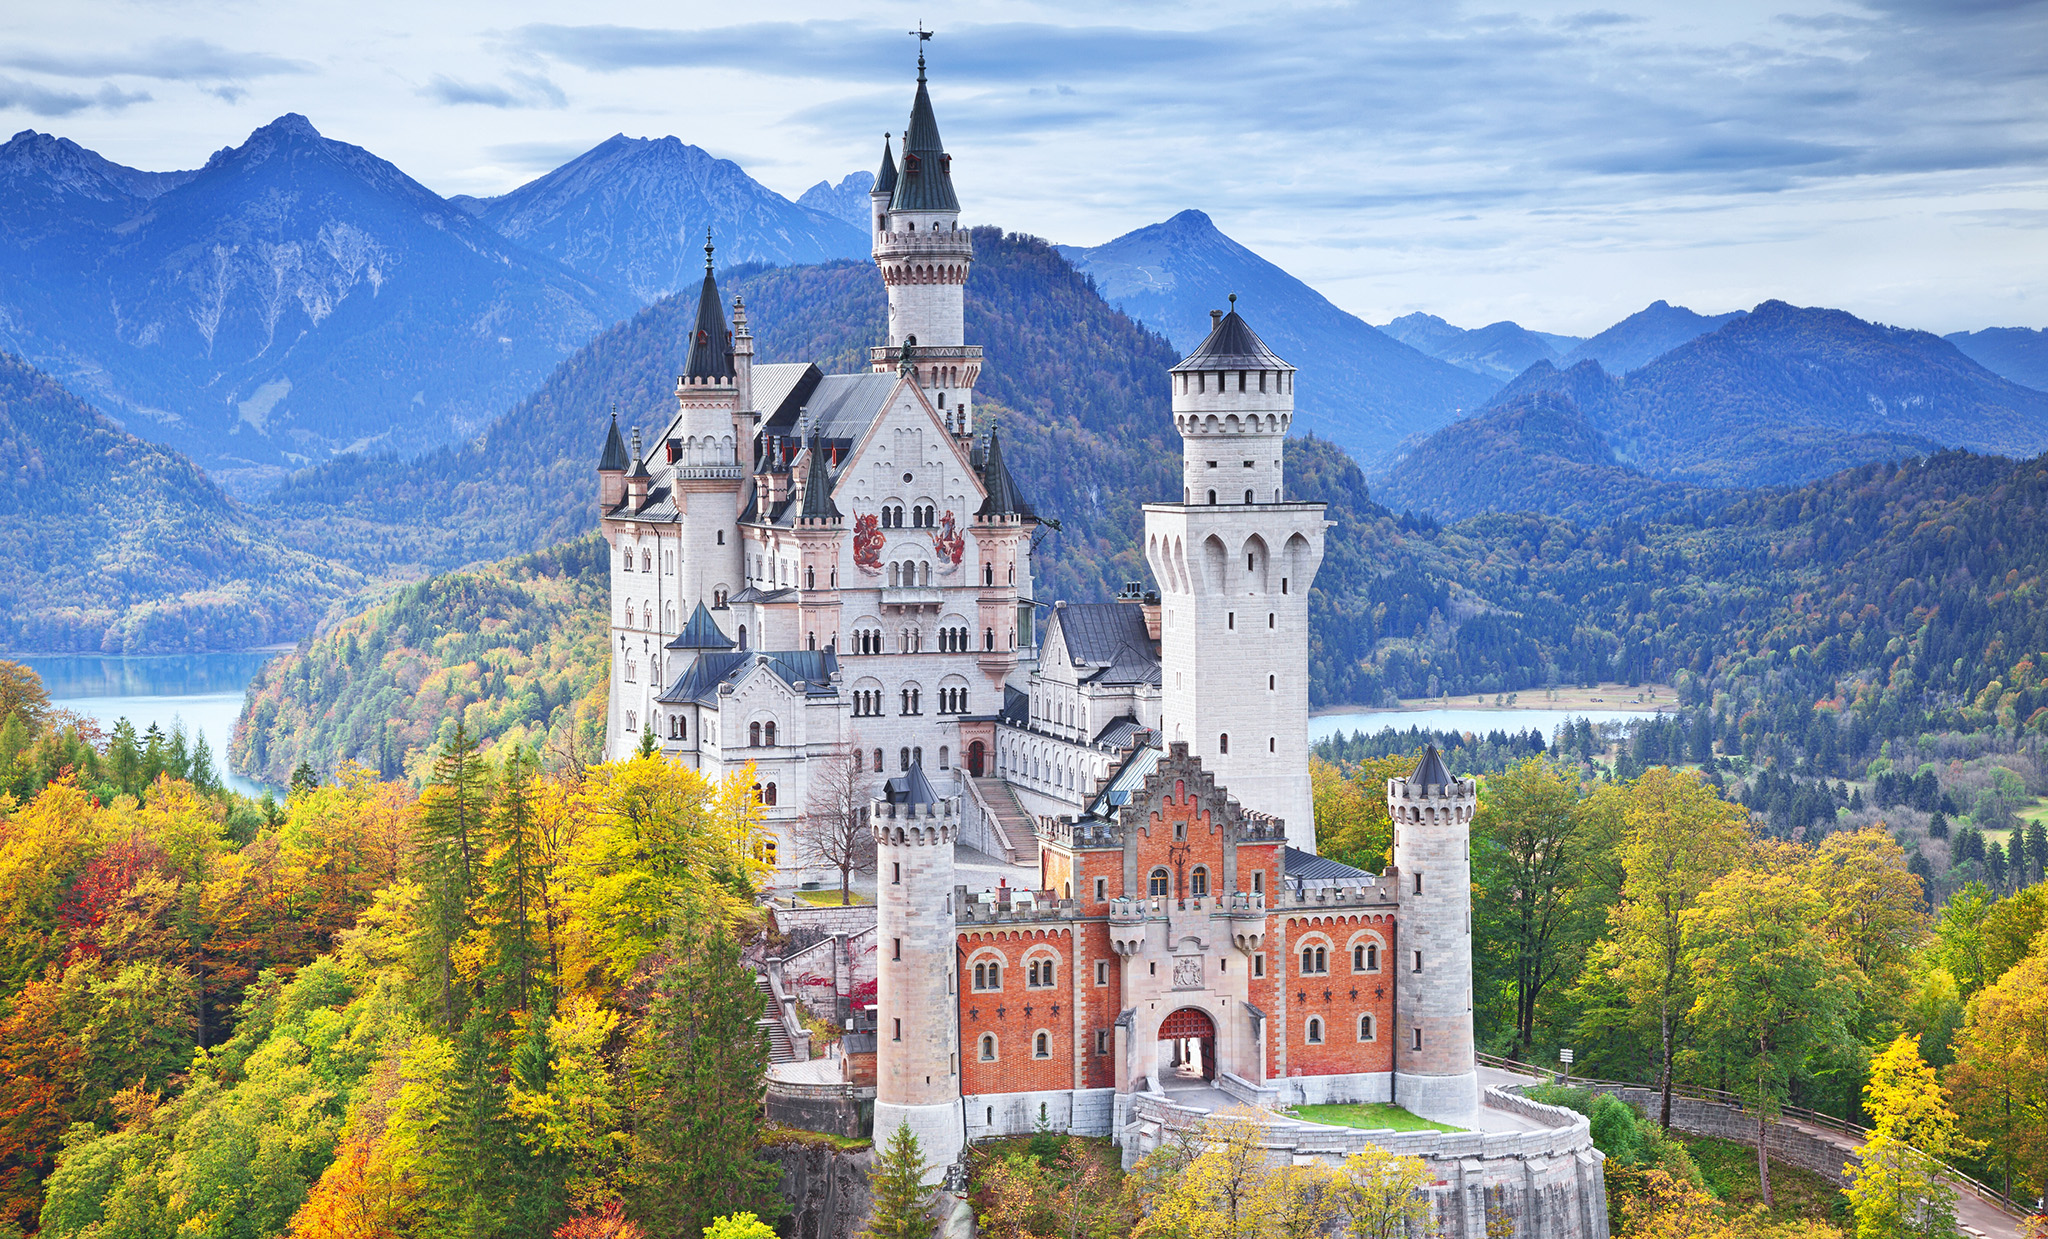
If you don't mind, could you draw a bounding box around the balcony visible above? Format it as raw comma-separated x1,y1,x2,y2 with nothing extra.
880,586,944,610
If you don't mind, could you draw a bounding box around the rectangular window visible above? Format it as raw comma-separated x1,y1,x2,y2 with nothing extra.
1413,950,1423,973
1414,872,1424,894
1253,871,1264,894
1094,877,1107,903
1252,954,1265,977
1413,1027,1423,1050
893,862,901,885
1096,960,1109,986
894,1018,902,1042
1096,1030,1110,1055
893,937,902,961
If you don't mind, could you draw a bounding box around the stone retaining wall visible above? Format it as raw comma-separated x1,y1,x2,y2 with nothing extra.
1583,1085,1857,1186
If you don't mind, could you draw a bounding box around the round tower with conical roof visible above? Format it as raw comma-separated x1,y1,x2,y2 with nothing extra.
1144,301,1327,851
869,52,980,439
871,764,964,1180
1388,745,1479,1121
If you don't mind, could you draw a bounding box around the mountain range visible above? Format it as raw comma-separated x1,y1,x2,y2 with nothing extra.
1058,210,1500,466
1378,314,1581,383
1946,327,2048,393
450,136,869,304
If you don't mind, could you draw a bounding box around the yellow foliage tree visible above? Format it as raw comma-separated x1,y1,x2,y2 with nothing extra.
1846,1036,1971,1239
1336,1145,1434,1239
1947,950,2048,1199
1132,1114,1270,1239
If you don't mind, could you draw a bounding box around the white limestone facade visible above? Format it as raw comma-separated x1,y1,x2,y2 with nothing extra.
1390,754,1481,1122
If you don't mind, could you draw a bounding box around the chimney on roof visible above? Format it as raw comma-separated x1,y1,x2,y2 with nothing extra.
1141,595,1162,641
1211,309,1223,329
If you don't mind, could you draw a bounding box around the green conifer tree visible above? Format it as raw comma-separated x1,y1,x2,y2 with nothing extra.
187,732,220,797
862,1121,933,1239
416,720,491,1031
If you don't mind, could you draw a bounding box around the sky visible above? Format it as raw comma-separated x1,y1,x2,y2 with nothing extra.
5,0,2045,336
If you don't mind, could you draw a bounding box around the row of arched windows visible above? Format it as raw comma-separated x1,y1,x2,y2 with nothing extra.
1143,866,1213,898
748,721,778,747
1297,940,1383,975
937,625,971,652
889,561,931,588
974,1031,1052,1062
752,782,777,806
852,689,884,717
1177,370,1292,395
938,687,968,714
1300,1015,1376,1045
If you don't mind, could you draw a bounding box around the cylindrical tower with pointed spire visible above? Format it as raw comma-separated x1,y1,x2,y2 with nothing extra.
870,54,981,439
1388,746,1479,1122
871,765,964,1181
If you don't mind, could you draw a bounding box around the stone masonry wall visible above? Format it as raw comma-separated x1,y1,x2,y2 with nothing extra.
1588,1085,1858,1185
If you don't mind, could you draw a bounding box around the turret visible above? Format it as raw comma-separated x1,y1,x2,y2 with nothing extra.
732,295,754,414
626,427,651,507
597,408,627,510
1169,295,1292,507
871,765,964,1181
870,134,897,247
794,431,845,653
1387,746,1478,1122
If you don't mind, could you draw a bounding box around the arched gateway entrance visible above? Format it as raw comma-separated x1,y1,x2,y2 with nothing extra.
1158,1007,1217,1083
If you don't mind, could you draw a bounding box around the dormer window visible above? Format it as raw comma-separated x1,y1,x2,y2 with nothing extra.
904,153,921,174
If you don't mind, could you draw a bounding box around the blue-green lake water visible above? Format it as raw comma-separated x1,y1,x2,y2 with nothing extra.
1311,706,1669,746
13,651,286,797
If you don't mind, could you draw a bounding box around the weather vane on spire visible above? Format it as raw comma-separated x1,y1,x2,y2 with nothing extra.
910,21,933,69
703,226,715,272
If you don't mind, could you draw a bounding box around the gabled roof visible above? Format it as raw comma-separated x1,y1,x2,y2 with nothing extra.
597,412,628,471
1000,685,1028,727
1408,744,1452,787
1086,642,1162,687
1047,603,1155,666
655,648,840,705
754,362,821,423
890,62,959,213
728,585,796,605
665,602,736,651
1091,715,1149,750
975,427,1033,519
1084,744,1162,819
1285,847,1371,882
1171,301,1290,373
874,134,897,197
682,239,735,379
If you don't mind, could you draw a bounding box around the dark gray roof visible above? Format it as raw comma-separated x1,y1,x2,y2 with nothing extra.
800,436,842,520
682,242,735,379
874,134,897,197
598,413,628,471
889,63,959,213
1049,603,1156,666
1001,685,1028,727
728,585,796,605
975,427,1033,519
656,648,840,705
1087,643,1162,688
1409,745,1452,787
1084,744,1162,819
1171,304,1290,373
1091,715,1148,750
885,763,942,806
1285,847,1371,881
666,602,736,651
754,362,820,423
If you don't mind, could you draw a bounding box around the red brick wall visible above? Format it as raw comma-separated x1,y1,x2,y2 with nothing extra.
959,926,1079,1095
1268,912,1396,1079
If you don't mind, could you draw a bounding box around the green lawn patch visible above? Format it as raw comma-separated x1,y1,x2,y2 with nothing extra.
1286,1103,1462,1133
795,888,871,906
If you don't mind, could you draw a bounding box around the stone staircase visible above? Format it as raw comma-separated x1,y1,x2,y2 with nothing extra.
972,775,1040,865
756,974,798,1063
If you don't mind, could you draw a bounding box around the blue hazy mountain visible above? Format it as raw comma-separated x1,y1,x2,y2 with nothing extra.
1379,312,1582,383
1945,327,2048,392
1058,210,1499,466
1558,300,1747,374
797,170,879,233
459,136,870,305
0,117,635,494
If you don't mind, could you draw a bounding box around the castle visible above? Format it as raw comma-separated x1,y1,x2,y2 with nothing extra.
595,60,1606,1232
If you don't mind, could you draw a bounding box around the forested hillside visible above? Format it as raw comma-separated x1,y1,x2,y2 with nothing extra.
0,352,358,653
230,538,610,786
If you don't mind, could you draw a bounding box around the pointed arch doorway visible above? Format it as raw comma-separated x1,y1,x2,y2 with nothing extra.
1158,1007,1216,1083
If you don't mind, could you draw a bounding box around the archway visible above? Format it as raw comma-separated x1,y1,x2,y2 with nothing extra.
968,740,986,778
1158,1007,1217,1083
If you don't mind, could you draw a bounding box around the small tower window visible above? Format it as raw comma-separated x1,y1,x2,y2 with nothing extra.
1413,1027,1424,1050
1415,872,1424,894
1245,490,1254,505
1208,490,1217,505
1219,733,1229,754
1034,1032,1050,1059
1306,1017,1324,1045
980,1034,997,1061
1359,1015,1376,1042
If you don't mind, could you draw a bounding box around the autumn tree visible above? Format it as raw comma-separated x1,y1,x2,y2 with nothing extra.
1132,1114,1270,1239
1846,1036,1972,1239
1683,863,1856,1207
1947,949,2048,1199
0,661,51,732
1578,766,1749,1126
1312,754,1415,873
798,744,876,906
1336,1145,1434,1239
1472,757,1604,1058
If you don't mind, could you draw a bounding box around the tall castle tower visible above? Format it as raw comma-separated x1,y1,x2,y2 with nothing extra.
1143,302,1327,851
871,766,963,1179
1389,747,1479,1121
869,51,980,439
670,240,748,611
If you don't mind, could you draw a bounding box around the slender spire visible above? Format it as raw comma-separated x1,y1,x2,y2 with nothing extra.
890,39,959,213
597,405,627,471
801,432,842,521
875,133,898,196
629,426,650,478
975,426,1033,519
682,231,735,379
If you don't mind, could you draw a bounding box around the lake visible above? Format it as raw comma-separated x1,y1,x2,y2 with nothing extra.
1311,705,1671,746
13,650,286,797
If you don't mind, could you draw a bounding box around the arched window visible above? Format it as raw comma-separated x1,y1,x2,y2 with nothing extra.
1301,945,1328,975
1148,868,1170,897
749,722,762,747
1208,490,1217,505
1358,1014,1377,1042
764,721,777,746
874,748,884,772
1034,1032,1050,1059
764,783,777,806
806,566,815,589
900,747,911,772
980,1034,997,1061
938,745,949,769
738,625,748,649
1190,867,1209,897
984,563,994,585
1027,957,1055,988
853,749,864,772
622,551,634,572
1219,733,1229,754
1306,1017,1324,1045
973,960,1002,991
641,551,652,572
1245,490,1254,505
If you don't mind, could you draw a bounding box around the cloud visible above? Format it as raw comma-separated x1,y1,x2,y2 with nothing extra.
485,138,607,169
0,75,149,116
0,38,307,81
421,71,566,109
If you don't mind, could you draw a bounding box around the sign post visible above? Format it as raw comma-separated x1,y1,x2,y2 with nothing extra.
1559,1047,1574,1087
